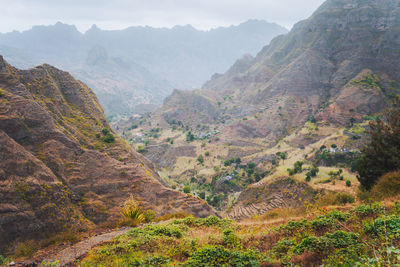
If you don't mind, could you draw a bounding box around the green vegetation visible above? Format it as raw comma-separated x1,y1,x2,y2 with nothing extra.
136,145,146,153
356,99,400,190
287,161,303,176
183,185,191,194
197,155,204,164
223,158,241,167
276,151,287,160
186,131,195,142
0,88,5,97
352,73,381,90
100,128,115,143
120,195,145,227
82,203,400,266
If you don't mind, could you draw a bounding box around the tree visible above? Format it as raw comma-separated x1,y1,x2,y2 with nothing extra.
356,98,400,190
186,131,195,142
197,155,204,164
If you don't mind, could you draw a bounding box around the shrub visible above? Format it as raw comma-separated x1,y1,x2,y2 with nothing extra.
205,151,210,156
103,132,115,143
121,195,144,226
184,246,260,267
346,180,352,187
272,239,296,257
186,131,195,142
199,192,206,199
276,152,287,160
144,210,156,223
143,256,169,266
197,155,204,164
137,145,146,153
222,229,242,248
101,128,110,135
288,161,303,175
370,171,400,200
334,192,355,205
183,185,191,194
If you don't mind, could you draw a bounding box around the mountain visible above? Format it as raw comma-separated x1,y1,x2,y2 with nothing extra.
156,0,400,140
0,56,215,252
113,0,400,219
0,21,288,117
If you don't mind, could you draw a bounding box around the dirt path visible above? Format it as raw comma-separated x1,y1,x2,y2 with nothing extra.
41,228,131,266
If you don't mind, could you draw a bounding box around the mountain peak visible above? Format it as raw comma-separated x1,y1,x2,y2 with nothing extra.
86,24,101,33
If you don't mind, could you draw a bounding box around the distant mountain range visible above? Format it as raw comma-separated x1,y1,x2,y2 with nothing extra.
0,20,287,117
156,0,400,140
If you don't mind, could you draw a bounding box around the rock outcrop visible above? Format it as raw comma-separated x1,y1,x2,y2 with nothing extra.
0,57,214,252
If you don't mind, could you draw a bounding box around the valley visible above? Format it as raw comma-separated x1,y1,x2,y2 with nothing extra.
1,0,400,266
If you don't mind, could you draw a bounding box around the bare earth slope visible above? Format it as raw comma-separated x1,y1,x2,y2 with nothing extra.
0,56,214,252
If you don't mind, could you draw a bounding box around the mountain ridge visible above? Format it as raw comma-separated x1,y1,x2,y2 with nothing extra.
0,56,215,253
113,0,400,220
0,20,288,117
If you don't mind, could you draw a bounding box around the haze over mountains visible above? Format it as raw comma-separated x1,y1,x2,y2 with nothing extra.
0,20,287,117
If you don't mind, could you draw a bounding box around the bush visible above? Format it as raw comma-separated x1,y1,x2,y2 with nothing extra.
335,192,355,205
184,246,260,267
222,229,242,248
205,151,210,156
199,192,206,199
370,171,400,200
144,210,156,223
103,133,115,143
197,155,204,164
346,180,352,187
183,185,191,194
186,131,195,142
121,195,144,226
288,161,303,175
137,145,146,153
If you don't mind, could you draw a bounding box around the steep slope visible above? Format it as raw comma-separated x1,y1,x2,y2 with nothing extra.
202,0,400,139
114,0,400,220
152,0,400,141
0,56,214,252
0,21,288,117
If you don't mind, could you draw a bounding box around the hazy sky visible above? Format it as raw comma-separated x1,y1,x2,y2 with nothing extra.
0,0,325,33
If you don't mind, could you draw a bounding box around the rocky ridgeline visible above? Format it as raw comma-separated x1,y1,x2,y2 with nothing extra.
0,56,215,252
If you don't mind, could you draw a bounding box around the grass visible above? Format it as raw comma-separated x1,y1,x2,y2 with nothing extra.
82,200,400,266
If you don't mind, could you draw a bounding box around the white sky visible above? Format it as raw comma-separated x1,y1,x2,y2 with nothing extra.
0,0,326,33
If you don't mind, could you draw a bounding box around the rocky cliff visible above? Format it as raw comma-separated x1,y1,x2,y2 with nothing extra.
0,57,214,252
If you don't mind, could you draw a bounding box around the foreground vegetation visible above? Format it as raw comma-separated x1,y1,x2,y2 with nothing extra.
81,199,400,266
